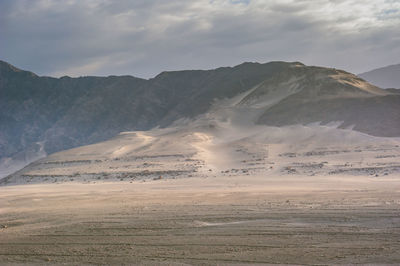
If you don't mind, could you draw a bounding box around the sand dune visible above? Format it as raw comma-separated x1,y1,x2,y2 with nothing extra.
3,116,400,185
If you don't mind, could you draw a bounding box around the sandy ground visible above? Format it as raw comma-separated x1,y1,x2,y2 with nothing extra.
1,174,400,265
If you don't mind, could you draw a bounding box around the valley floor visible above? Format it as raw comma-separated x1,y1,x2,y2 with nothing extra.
1,175,400,265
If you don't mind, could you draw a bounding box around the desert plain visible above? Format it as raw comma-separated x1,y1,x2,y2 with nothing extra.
1,173,400,265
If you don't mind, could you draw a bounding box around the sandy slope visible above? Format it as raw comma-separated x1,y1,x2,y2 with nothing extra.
3,123,400,184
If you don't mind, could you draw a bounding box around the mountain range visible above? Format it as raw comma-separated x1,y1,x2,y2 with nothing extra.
359,63,400,89
1,60,400,179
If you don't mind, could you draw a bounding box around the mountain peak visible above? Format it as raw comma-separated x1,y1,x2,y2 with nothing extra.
0,60,21,71
0,60,37,77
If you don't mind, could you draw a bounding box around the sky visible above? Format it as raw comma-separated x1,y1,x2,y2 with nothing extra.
0,0,399,78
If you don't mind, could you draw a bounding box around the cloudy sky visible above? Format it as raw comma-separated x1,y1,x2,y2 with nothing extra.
0,0,399,78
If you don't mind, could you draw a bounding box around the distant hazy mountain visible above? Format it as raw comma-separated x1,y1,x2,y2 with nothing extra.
1,60,400,178
359,64,400,89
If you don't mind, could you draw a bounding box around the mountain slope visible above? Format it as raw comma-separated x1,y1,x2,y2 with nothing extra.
359,63,400,89
255,66,399,137
0,60,297,158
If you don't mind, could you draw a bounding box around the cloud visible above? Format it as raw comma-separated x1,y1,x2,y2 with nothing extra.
0,0,399,78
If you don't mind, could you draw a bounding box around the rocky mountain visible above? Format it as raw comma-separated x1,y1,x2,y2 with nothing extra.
359,63,400,89
1,60,400,178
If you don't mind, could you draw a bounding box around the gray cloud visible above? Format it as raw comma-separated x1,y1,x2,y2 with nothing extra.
0,0,399,78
